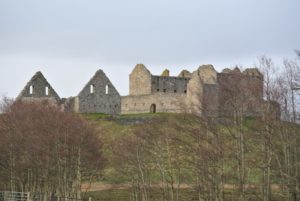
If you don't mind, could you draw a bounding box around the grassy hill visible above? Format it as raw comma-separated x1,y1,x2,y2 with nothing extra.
81,113,299,201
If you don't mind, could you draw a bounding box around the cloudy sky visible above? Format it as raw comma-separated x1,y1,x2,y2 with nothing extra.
0,0,299,97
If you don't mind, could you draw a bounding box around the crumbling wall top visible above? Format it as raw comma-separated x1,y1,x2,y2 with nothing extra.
161,69,170,77
243,68,263,77
221,68,232,73
131,64,151,76
178,70,192,78
195,64,217,84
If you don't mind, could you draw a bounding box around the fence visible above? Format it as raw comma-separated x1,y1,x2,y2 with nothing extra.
0,192,30,201
48,196,90,201
0,192,89,201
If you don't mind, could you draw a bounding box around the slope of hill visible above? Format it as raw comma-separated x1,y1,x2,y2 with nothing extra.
81,113,299,201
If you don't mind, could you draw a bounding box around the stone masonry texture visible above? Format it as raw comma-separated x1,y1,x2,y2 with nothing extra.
77,70,121,114
129,64,152,95
17,71,60,104
17,65,268,117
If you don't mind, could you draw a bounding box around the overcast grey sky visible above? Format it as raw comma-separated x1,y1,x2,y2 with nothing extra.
0,0,299,97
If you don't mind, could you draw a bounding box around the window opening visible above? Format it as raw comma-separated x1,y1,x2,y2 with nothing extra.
90,85,95,94
45,86,49,95
29,85,33,94
105,85,109,94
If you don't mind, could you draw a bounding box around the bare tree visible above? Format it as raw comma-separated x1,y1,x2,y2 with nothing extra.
258,56,278,201
258,55,300,201
283,59,300,122
0,99,105,199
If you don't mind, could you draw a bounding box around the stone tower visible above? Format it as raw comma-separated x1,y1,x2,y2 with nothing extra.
129,64,152,95
186,65,219,116
77,69,121,114
17,71,60,103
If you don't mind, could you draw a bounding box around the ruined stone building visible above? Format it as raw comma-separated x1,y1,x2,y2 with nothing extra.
17,64,267,117
67,70,121,114
18,71,61,104
122,64,264,116
18,70,121,115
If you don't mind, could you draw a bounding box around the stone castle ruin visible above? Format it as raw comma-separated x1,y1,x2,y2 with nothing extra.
17,71,61,104
17,64,269,117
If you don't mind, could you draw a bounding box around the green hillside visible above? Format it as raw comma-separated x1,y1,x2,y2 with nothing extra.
81,113,300,201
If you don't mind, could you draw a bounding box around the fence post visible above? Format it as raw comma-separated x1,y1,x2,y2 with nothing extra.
4,192,7,201
27,192,30,201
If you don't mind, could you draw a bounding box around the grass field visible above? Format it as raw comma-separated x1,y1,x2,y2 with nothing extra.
84,188,285,201
80,113,299,201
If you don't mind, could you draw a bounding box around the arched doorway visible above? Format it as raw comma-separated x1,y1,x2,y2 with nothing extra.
150,104,156,113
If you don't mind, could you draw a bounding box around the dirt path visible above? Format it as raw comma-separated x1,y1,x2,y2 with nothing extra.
81,183,130,191
82,183,281,192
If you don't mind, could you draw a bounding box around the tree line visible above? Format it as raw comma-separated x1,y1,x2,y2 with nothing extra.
0,100,105,201
106,54,300,201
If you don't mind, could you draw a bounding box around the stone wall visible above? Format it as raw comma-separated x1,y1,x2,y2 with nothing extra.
121,93,187,114
78,70,121,114
129,64,152,95
186,71,204,115
202,84,219,117
16,65,266,118
19,97,59,106
17,71,60,103
178,70,192,78
196,64,218,84
151,76,190,94
63,97,79,113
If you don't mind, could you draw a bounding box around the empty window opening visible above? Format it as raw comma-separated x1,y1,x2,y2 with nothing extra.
174,90,177,93
90,85,95,94
157,89,160,92
45,86,49,96
29,85,34,94
105,85,109,94
184,90,187,93
150,104,156,113
163,89,166,92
